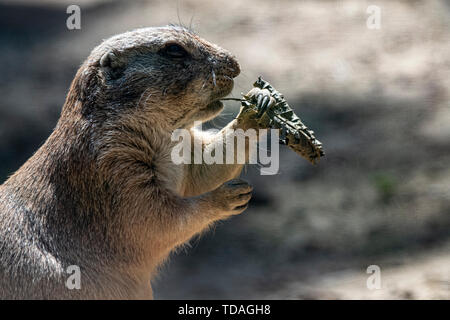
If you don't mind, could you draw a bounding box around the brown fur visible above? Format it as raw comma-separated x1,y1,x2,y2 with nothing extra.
0,26,252,299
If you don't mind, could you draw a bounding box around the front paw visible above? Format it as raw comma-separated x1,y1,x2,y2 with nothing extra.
236,88,276,130
246,87,276,117
209,179,253,217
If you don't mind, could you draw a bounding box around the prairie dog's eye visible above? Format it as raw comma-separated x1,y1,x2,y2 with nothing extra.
162,43,189,59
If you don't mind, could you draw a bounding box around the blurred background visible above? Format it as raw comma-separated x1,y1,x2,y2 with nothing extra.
0,0,449,299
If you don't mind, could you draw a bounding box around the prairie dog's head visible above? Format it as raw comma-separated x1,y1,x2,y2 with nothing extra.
67,26,240,130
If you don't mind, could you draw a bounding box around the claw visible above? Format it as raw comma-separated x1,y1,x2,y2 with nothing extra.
261,96,269,109
257,94,263,108
258,96,269,116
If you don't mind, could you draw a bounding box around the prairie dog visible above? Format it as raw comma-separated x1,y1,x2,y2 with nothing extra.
0,26,259,299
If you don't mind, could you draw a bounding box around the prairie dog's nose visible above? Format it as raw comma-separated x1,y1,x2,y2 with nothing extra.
226,55,240,78
210,52,241,78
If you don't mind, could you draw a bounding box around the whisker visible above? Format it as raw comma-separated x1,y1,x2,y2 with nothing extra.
143,91,153,107
138,87,153,108
201,73,211,90
189,13,195,31
211,69,216,87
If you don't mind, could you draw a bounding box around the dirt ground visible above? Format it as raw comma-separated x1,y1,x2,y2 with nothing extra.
0,0,449,299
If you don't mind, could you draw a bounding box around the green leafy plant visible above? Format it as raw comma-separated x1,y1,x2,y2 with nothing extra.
224,77,324,164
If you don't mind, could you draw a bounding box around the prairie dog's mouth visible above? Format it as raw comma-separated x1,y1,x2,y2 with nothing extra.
206,73,235,104
195,74,235,121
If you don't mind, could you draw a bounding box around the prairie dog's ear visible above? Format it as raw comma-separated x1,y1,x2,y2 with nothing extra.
100,49,126,79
